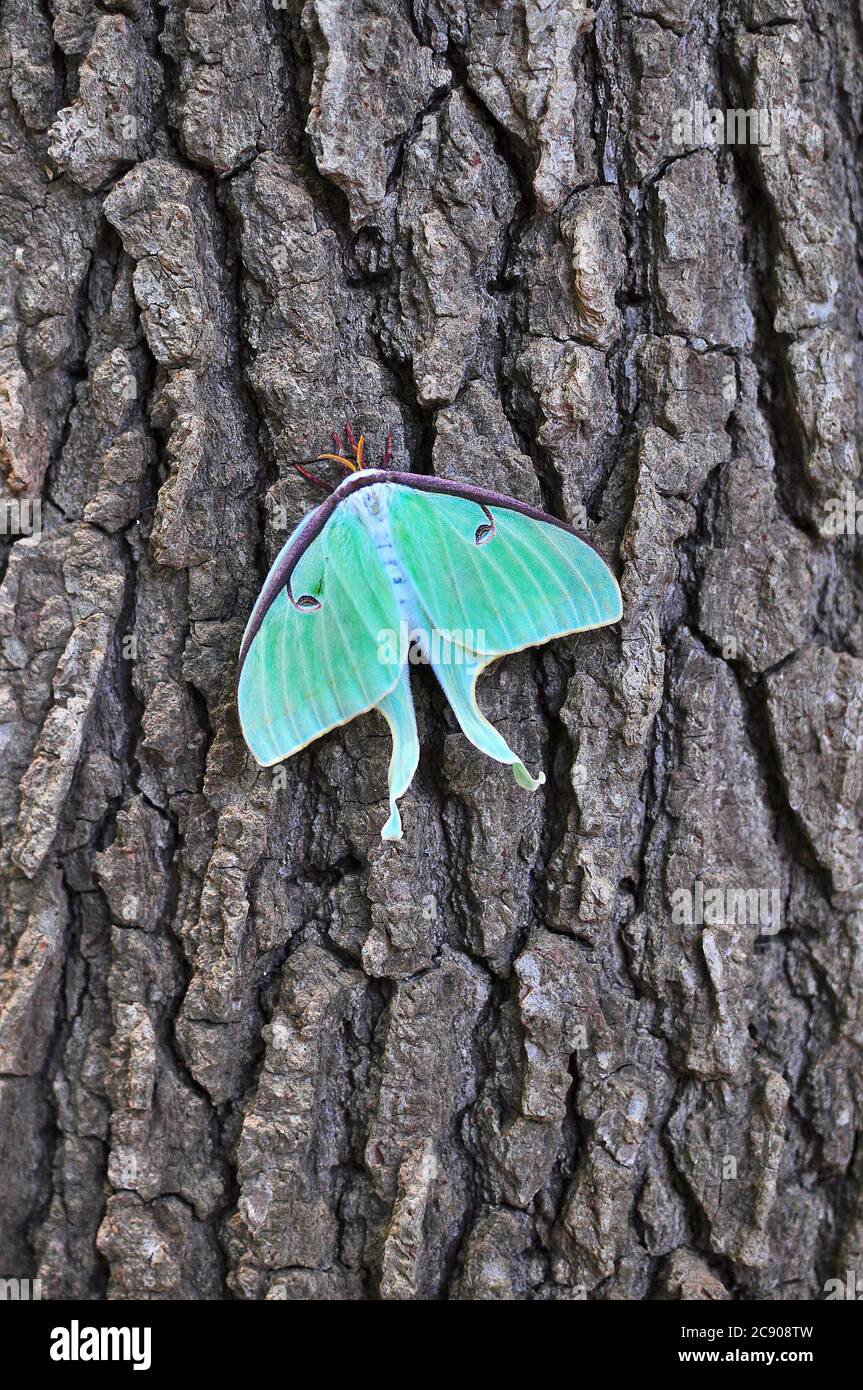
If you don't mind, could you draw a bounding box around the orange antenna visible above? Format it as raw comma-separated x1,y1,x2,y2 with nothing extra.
301,421,391,480
314,420,365,472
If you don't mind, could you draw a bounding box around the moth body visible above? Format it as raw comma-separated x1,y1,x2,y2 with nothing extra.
344,482,429,661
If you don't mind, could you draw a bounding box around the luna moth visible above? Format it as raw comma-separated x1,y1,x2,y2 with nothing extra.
237,426,622,840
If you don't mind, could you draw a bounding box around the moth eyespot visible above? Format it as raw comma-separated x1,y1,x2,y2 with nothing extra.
294,594,322,611
475,522,495,546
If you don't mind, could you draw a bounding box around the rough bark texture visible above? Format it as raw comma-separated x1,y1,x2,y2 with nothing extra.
1,0,861,1302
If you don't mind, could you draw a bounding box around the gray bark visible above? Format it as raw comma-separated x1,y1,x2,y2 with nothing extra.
0,0,861,1301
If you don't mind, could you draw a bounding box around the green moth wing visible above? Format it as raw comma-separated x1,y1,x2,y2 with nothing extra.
430,639,545,792
376,667,420,841
238,505,401,766
387,485,622,658
385,482,621,790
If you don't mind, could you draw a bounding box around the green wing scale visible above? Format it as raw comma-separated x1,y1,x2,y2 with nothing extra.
238,471,622,840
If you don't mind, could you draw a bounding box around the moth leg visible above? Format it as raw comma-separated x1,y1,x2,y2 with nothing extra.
431,648,545,792
376,668,420,841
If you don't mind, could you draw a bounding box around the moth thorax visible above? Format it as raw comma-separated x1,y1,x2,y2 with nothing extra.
354,482,390,520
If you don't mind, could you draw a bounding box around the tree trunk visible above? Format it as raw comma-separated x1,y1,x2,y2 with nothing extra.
1,0,861,1302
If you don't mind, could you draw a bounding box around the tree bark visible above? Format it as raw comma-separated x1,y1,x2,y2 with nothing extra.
1,0,861,1301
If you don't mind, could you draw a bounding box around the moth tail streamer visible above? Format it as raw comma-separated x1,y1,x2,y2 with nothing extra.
376,668,420,840
431,647,545,793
